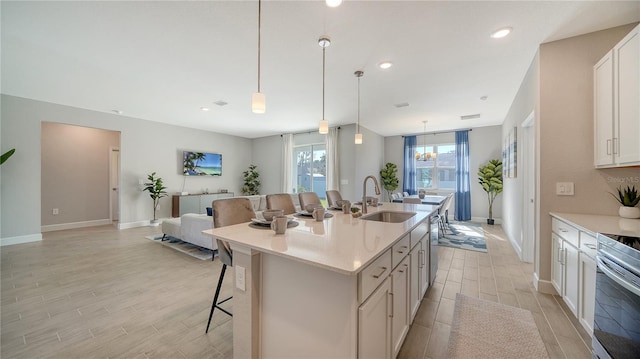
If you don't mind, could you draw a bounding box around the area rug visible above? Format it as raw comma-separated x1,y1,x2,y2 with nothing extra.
438,221,487,252
447,294,549,358
145,235,215,260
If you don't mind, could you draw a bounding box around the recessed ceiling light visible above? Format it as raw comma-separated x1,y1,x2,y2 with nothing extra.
200,107,210,112
325,0,342,7
480,95,488,101
491,27,512,39
378,61,393,70
112,110,123,115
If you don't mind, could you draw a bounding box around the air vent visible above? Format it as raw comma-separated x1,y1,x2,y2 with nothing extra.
461,113,480,120
394,102,409,108
214,100,228,106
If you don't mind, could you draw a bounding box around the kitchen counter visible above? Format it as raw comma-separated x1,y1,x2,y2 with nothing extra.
203,202,439,358
550,212,640,237
203,202,437,275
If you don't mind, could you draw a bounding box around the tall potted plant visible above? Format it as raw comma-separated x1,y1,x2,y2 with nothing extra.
143,172,168,226
380,162,399,202
242,164,260,195
478,159,503,225
611,185,640,219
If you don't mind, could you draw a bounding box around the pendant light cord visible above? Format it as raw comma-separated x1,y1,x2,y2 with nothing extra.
257,0,262,92
322,46,326,121
357,75,361,132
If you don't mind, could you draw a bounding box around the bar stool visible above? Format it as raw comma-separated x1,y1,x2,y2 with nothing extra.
325,190,343,208
205,197,256,334
299,192,321,210
266,193,297,215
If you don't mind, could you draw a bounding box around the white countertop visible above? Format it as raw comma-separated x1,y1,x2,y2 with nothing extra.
550,212,640,237
203,203,438,275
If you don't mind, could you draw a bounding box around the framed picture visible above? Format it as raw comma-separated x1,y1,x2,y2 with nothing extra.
507,127,517,178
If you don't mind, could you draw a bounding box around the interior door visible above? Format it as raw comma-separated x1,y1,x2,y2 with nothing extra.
110,147,120,223
521,112,535,263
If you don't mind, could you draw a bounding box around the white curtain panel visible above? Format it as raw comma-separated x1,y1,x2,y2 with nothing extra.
325,127,339,190
282,133,294,193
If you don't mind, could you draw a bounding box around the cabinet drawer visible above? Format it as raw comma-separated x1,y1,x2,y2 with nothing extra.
392,234,411,269
552,218,579,247
580,232,597,259
410,221,428,249
359,249,392,303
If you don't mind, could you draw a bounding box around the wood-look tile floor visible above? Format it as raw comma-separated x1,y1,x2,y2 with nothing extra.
1,223,591,358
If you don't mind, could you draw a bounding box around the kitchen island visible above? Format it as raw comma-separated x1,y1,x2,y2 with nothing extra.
203,202,439,358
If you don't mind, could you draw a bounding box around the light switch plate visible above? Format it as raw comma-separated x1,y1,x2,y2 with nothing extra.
556,182,575,196
236,266,246,291
340,179,348,185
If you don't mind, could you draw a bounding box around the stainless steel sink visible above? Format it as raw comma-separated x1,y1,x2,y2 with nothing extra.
361,211,416,223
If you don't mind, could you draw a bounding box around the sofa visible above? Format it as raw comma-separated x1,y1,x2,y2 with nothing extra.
161,194,301,251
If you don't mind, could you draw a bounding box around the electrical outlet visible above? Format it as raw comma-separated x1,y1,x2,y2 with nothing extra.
52,208,59,215
236,266,246,291
556,182,575,196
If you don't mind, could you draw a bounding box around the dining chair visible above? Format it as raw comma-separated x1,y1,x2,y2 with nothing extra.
206,197,256,334
299,192,322,210
403,197,423,204
266,193,297,215
438,194,454,236
325,190,343,208
403,191,410,197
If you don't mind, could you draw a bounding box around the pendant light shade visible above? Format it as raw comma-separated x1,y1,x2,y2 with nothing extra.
318,36,331,134
326,0,342,7
251,0,265,114
354,70,364,144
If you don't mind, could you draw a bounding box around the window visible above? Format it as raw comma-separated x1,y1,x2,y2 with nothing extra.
416,144,455,190
293,144,326,199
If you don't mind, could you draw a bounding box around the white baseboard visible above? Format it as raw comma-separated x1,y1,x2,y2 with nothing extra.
469,216,502,225
534,273,557,295
0,233,43,246
41,219,112,232
508,235,523,261
118,220,151,229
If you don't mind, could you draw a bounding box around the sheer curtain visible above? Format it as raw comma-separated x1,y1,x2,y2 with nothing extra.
454,130,471,221
281,133,293,193
403,136,417,195
325,127,339,190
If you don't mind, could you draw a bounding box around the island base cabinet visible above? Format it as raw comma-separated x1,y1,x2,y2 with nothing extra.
563,242,579,317
391,257,410,358
409,247,421,321
551,234,564,295
579,254,596,334
358,277,391,359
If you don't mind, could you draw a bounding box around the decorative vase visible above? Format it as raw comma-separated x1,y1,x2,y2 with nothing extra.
619,206,640,219
418,189,426,199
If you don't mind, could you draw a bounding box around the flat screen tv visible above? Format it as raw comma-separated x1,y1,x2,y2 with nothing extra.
183,151,222,176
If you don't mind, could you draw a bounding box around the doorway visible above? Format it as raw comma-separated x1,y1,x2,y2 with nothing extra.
521,112,535,263
110,147,120,225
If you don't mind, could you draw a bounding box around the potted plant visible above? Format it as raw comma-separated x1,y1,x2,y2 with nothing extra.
380,162,399,202
242,164,260,195
611,185,640,219
478,159,503,225
1,148,15,165
143,172,168,226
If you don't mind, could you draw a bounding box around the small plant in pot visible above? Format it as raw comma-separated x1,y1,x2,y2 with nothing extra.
478,159,503,225
611,185,640,219
143,172,168,226
380,162,399,202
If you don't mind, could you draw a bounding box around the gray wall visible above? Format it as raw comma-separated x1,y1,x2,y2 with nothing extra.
383,125,503,221
250,134,283,196
41,122,120,227
1,95,252,243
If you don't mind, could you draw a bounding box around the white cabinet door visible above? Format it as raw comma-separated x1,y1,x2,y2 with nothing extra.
563,242,579,317
614,25,640,166
420,234,430,298
358,277,391,359
594,50,615,167
579,253,596,334
409,246,421,321
551,234,564,296
391,257,409,359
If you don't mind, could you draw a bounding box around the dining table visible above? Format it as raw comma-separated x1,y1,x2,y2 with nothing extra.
392,195,447,205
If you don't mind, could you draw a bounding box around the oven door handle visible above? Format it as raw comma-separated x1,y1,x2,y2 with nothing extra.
597,256,640,297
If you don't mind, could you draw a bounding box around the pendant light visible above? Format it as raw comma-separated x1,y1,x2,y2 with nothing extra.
251,0,265,114
318,36,331,134
415,121,436,161
354,70,364,144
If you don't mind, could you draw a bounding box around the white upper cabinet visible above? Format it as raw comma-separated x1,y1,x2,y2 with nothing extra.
594,24,640,167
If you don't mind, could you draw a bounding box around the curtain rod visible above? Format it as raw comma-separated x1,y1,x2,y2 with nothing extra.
281,126,340,137
402,128,472,138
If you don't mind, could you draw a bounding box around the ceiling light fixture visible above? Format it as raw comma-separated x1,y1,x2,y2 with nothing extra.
326,0,342,7
112,110,123,115
415,121,436,161
200,107,210,112
251,0,265,114
354,70,364,145
318,36,331,134
490,27,512,39
378,61,393,70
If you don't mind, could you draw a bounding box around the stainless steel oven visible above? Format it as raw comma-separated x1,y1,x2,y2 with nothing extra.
593,232,640,359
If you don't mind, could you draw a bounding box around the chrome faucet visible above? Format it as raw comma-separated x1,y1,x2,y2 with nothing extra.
362,175,381,214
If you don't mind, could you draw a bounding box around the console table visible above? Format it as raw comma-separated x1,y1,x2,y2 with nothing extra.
171,192,233,217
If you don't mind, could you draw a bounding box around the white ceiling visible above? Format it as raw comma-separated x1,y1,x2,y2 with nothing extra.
2,1,639,139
